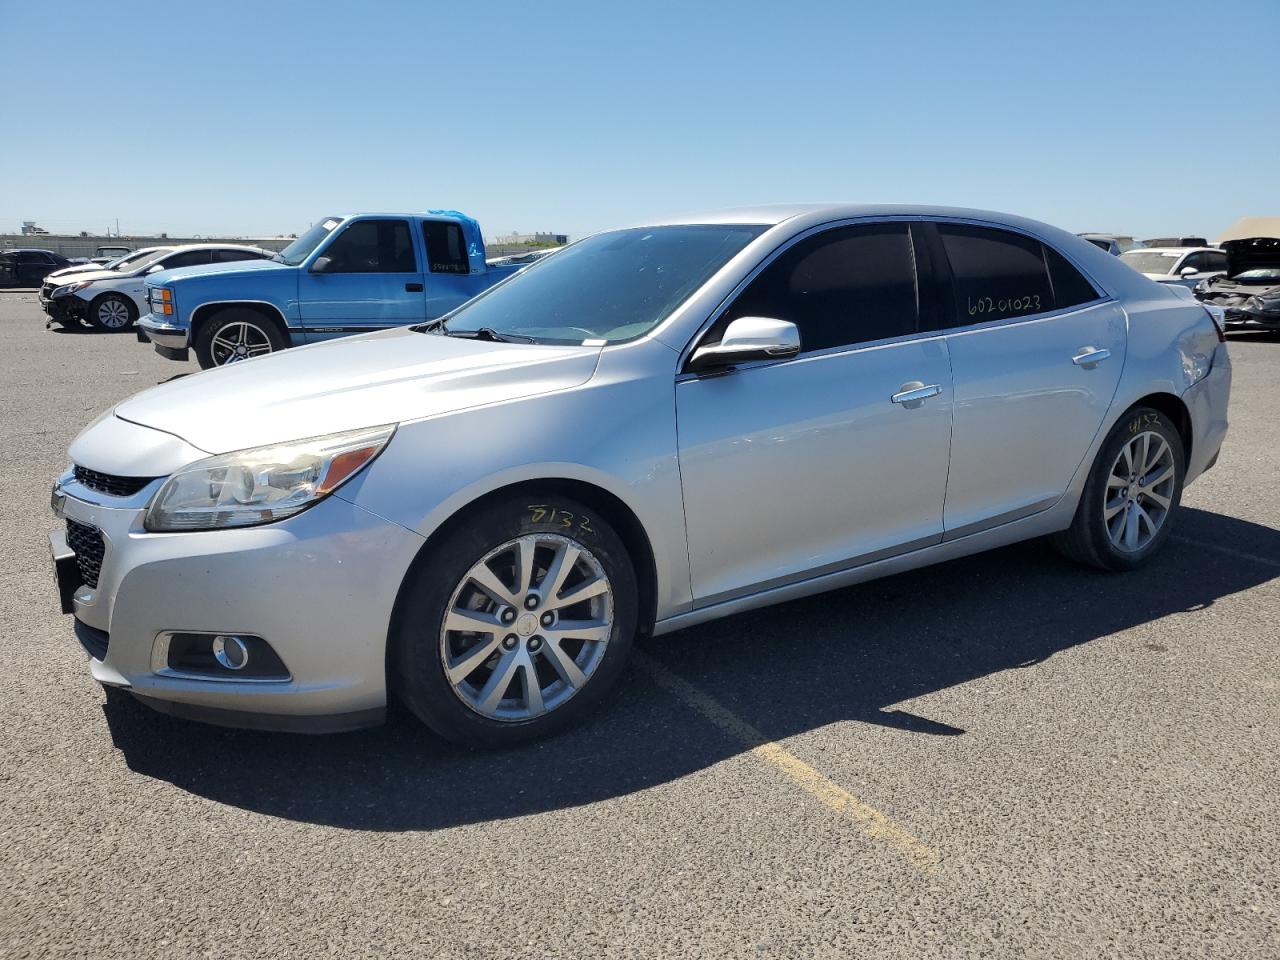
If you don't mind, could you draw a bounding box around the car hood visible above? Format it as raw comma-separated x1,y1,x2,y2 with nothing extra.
111,327,603,454
45,266,122,285
46,263,107,281
151,258,289,285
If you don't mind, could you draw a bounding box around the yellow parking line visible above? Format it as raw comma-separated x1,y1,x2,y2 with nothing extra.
635,652,941,873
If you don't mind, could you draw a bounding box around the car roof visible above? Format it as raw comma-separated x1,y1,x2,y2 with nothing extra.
0,247,59,254
161,243,268,252
1125,246,1219,255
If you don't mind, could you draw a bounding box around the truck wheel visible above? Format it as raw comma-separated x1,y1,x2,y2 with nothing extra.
195,309,288,369
87,293,137,331
391,494,639,747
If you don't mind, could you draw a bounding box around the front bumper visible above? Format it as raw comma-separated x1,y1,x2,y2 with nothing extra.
51,470,425,732
42,294,89,323
137,314,191,359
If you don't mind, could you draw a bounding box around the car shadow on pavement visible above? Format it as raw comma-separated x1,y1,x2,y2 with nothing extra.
102,506,1278,830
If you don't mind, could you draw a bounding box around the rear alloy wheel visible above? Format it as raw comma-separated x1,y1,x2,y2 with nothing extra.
1052,406,1185,571
87,293,137,331
393,494,638,746
195,309,288,369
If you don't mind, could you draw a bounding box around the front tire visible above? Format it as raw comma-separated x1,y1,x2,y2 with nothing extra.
195,308,288,369
391,494,639,746
1053,406,1185,571
87,293,137,331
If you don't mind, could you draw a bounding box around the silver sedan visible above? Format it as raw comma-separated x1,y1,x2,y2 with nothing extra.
50,204,1231,746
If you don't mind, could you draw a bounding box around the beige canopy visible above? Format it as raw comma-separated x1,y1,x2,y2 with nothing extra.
1217,217,1280,243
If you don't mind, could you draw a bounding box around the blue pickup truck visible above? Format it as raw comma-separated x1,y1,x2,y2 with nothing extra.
139,211,526,368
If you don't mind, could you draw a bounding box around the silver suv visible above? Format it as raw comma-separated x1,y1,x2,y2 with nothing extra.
51,204,1231,746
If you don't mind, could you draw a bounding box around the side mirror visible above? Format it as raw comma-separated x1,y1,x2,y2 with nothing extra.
689,316,801,372
311,256,333,273
1179,266,1200,276
146,263,166,274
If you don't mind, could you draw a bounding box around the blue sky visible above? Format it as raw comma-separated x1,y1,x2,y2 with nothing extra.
2,0,1276,243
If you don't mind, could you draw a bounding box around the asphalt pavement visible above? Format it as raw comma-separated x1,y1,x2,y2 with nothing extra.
1,291,1276,959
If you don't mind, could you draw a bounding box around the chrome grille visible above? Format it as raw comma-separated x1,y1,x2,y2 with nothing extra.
73,465,155,498
65,519,105,589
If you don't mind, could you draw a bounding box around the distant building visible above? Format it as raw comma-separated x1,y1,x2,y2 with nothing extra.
486,230,570,258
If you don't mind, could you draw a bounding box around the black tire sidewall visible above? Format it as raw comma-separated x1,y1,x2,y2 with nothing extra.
1079,407,1185,570
391,494,638,747
88,293,137,331
195,309,288,369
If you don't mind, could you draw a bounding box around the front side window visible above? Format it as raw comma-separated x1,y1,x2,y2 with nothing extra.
1205,251,1228,272
714,223,918,353
215,249,264,263
441,224,764,344
321,219,416,273
162,250,214,270
423,221,469,274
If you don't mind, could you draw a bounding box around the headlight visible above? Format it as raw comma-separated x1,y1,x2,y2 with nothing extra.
149,286,174,316
52,280,93,298
144,425,395,532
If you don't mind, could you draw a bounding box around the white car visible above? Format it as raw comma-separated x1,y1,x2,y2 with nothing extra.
40,244,273,331
44,246,172,285
1119,247,1227,289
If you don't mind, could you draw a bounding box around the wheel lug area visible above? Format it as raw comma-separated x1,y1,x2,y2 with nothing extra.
528,636,543,651
524,594,540,610
540,612,555,627
502,634,518,651
501,607,516,625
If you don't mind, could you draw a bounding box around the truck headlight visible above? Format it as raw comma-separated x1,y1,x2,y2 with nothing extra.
144,425,395,532
52,281,93,298
149,286,174,316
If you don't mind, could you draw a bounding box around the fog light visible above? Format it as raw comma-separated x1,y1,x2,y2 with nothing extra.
212,634,249,670
159,631,290,681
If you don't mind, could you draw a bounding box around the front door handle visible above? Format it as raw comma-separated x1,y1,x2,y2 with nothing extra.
1072,347,1111,368
405,282,424,292
890,381,942,409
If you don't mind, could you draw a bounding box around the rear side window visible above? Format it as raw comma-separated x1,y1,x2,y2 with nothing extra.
720,223,918,353
323,219,416,273
163,250,214,269
1044,245,1100,309
939,224,1053,322
423,221,469,274
939,224,1100,322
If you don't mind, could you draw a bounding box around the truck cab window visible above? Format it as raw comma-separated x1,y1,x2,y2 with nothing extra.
423,221,469,274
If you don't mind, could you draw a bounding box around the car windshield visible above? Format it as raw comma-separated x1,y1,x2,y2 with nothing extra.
1233,268,1280,282
121,248,175,272
110,249,164,271
439,224,766,344
277,217,343,266
1120,251,1180,274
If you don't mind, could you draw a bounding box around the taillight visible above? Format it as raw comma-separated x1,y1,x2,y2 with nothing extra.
1203,305,1227,343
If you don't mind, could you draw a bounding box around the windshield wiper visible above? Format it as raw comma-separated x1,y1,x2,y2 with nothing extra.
445,326,536,343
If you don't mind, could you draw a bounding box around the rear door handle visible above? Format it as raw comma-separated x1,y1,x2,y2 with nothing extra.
1072,347,1110,368
405,282,424,292
890,381,942,408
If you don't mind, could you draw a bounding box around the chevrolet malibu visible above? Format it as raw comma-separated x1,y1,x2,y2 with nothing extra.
50,204,1231,746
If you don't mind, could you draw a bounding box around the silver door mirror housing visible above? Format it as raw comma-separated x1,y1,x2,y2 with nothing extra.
689,316,801,371
145,263,167,274
311,256,333,273
1179,265,1199,276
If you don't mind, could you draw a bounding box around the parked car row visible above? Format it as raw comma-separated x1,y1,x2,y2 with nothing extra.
50,203,1231,745
40,244,273,331
0,248,79,287
135,210,526,368
1194,237,1280,329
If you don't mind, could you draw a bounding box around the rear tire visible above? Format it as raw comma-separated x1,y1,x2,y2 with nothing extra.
391,494,638,747
194,308,289,369
1052,406,1185,571
87,293,137,331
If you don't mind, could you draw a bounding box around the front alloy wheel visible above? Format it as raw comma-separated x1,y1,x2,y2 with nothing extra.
1104,430,1177,553
392,494,638,746
210,320,274,365
441,534,614,721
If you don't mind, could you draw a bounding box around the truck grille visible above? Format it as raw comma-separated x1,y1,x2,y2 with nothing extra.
66,519,105,589
73,465,155,498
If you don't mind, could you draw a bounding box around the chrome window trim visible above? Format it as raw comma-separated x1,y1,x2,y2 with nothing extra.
674,214,1113,373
